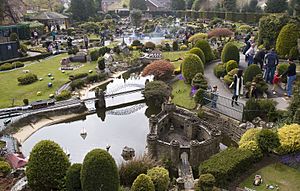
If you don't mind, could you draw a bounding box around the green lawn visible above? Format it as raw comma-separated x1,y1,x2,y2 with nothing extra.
240,163,300,191
162,51,187,61
171,80,196,110
0,54,97,108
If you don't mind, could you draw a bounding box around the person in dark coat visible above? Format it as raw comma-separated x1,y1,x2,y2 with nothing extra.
230,69,244,106
254,48,266,70
264,49,279,84
280,59,297,97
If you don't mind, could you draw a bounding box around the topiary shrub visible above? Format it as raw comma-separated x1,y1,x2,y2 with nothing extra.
97,57,105,70
66,163,82,191
277,63,289,83
145,42,156,50
194,88,210,106
195,40,214,62
276,23,300,57
26,140,70,191
182,54,204,83
131,174,155,191
276,124,300,154
17,73,38,85
89,49,99,61
251,74,269,94
188,33,208,44
244,98,261,121
132,40,142,46
289,46,299,60
147,167,170,191
143,81,171,107
189,47,206,64
197,173,216,191
199,148,256,188
243,64,262,82
208,28,234,39
225,60,238,73
142,60,174,80
257,129,280,154
180,45,188,51
223,68,238,86
0,161,11,177
119,155,157,187
192,73,208,90
221,42,240,64
213,63,226,78
239,141,263,161
55,90,71,101
81,149,119,191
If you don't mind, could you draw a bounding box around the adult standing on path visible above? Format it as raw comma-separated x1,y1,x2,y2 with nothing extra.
245,43,256,65
84,35,89,50
254,48,266,70
281,59,297,97
264,48,279,84
230,69,244,107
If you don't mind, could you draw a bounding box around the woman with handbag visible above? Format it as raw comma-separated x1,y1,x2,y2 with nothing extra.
230,69,244,107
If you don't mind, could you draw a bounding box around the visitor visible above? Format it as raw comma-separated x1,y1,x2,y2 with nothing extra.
246,82,258,99
243,38,253,61
245,43,256,65
254,48,266,70
67,36,73,49
264,48,279,84
272,70,281,95
244,32,252,43
211,85,219,108
280,59,296,97
33,30,39,45
230,69,244,107
83,35,89,50
51,30,56,41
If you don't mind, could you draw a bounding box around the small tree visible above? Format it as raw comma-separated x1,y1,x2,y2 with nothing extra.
81,149,119,191
182,54,204,83
208,28,234,40
142,60,174,80
147,167,170,191
243,64,262,82
131,174,155,191
97,57,105,70
143,81,171,107
276,23,300,57
26,140,70,191
66,163,82,191
257,129,280,153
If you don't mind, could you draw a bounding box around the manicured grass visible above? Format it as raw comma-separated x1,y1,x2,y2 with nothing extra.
162,51,187,61
171,80,196,110
0,54,97,108
239,163,300,191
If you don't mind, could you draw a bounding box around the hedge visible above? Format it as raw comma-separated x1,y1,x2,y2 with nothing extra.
199,147,256,188
55,90,71,101
221,42,240,64
189,47,206,64
182,54,204,83
70,79,85,90
195,40,214,63
17,73,38,85
213,63,226,78
81,149,119,191
0,62,24,71
69,73,88,80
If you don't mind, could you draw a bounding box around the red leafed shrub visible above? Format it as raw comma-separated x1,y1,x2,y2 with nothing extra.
142,60,174,80
208,28,234,39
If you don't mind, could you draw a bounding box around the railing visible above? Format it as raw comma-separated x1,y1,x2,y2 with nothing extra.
202,90,244,121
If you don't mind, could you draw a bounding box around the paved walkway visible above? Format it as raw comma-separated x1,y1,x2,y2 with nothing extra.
204,53,289,110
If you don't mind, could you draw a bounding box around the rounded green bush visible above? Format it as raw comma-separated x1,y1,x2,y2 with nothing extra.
221,42,240,64
89,49,99,61
182,54,204,83
119,156,155,187
225,60,238,73
192,73,208,90
55,90,71,101
145,41,156,49
17,73,38,85
66,163,82,191
276,23,300,57
197,173,215,191
97,57,105,70
194,88,210,106
223,68,238,86
81,149,119,191
131,174,155,191
213,63,226,78
0,161,11,177
144,81,171,107
195,40,214,62
239,141,263,160
243,64,262,82
147,167,170,191
26,140,70,191
277,124,300,154
244,99,261,121
189,47,206,64
239,128,261,145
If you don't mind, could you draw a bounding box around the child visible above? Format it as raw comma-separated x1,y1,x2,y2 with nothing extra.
272,70,280,95
211,85,219,108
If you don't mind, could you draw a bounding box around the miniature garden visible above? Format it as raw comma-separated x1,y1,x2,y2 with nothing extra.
0,1,300,191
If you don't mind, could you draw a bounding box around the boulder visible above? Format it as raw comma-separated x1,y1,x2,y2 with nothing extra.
252,117,262,126
246,121,255,129
265,122,275,129
121,146,135,161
